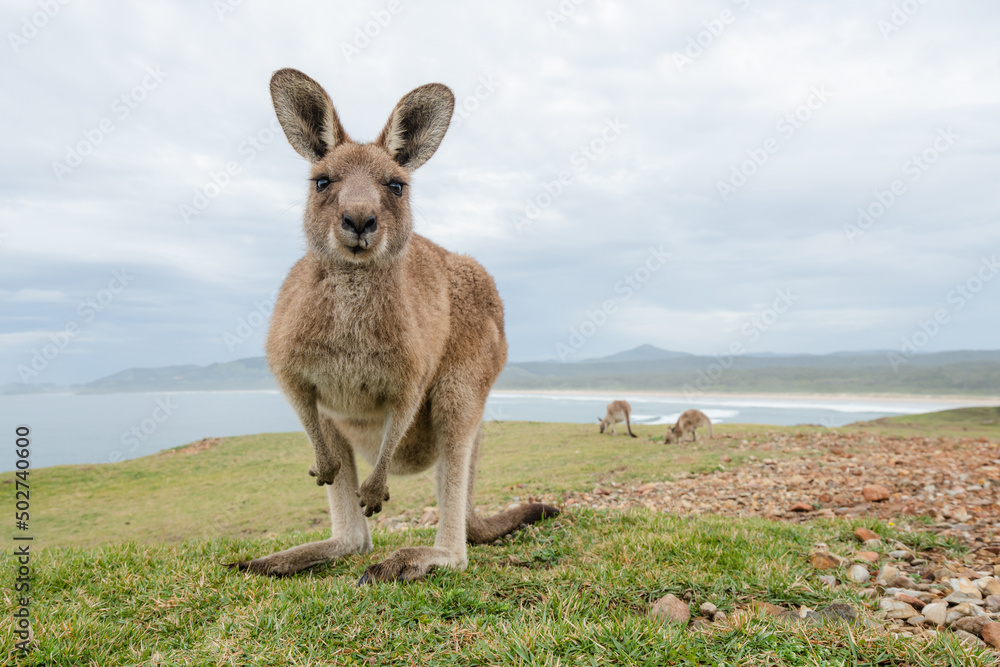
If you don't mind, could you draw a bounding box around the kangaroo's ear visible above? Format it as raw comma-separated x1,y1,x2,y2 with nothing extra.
270,69,348,163
377,83,454,171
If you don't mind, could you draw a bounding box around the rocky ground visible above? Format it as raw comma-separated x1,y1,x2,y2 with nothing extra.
395,428,1000,650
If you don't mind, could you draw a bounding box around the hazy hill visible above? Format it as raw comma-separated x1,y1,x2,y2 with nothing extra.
580,344,694,363
0,357,276,395
2,347,999,396
494,348,1000,396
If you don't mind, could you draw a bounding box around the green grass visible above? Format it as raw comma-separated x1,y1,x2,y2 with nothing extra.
4,408,998,665
24,421,816,549
847,406,1000,440
3,512,991,666
24,407,997,550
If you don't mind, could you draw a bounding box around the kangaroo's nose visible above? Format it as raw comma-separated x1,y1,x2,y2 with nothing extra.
342,214,378,235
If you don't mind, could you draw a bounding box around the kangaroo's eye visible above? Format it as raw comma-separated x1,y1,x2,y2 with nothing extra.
315,178,331,193
387,181,404,197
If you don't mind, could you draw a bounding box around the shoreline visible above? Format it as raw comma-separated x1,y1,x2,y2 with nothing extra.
490,389,1000,406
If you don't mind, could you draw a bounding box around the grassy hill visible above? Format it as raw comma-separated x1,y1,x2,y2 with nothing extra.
18,408,1000,550
4,410,998,665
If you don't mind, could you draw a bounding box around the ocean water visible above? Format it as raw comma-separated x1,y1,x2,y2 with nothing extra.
0,390,972,471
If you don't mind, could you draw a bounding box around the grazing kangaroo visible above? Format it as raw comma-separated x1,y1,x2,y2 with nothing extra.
598,400,637,437
230,69,558,583
664,409,713,443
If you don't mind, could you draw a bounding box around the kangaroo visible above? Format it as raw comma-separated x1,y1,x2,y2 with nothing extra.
230,69,559,583
664,409,713,443
598,400,637,437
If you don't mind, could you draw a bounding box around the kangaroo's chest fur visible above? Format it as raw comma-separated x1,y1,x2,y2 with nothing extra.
267,239,451,460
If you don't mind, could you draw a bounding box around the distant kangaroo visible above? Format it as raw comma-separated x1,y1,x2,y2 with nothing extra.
230,69,558,583
664,409,713,443
598,400,637,437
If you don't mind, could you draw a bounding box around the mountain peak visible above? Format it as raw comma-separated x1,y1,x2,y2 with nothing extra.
583,345,694,363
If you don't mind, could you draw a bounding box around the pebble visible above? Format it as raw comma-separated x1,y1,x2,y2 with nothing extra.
946,603,977,625
921,601,948,626
752,601,787,617
651,594,690,625
952,616,989,636
950,577,982,599
698,602,717,618
885,574,915,590
879,599,919,620
983,621,1000,649
848,564,870,584
875,564,899,584
894,593,925,610
689,617,710,631
906,615,926,627
954,629,985,647
985,594,1000,611
789,502,813,512
809,551,843,570
944,591,984,606
862,485,890,502
713,610,728,623
934,567,957,581
886,587,933,602
888,550,911,560
855,551,879,563
853,527,880,542
814,603,856,623
819,575,837,587
977,576,1000,597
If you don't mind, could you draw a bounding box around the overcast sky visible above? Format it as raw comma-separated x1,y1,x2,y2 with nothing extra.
2,0,999,385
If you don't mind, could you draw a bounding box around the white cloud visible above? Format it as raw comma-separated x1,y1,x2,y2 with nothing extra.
1,0,998,383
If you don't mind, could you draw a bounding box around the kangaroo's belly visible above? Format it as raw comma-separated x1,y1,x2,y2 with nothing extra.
317,392,439,475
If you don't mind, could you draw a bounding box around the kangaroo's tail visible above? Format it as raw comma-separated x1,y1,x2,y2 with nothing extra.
467,504,561,544
464,425,560,545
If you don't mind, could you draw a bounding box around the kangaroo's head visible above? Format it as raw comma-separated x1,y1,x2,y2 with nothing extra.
664,426,680,444
598,417,607,434
270,69,454,266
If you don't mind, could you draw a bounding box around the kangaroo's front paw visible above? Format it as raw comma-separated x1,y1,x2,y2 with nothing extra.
308,458,340,486
358,477,390,517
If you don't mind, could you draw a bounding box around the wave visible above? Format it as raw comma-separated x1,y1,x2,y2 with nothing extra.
632,409,739,425
488,391,962,415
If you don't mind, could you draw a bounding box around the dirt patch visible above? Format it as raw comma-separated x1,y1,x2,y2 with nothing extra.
549,431,1000,556
159,438,222,456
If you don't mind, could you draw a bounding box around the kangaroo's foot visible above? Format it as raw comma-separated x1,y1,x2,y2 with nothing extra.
227,535,370,576
357,546,464,584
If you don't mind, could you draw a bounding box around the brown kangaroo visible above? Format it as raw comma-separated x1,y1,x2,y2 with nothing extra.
230,69,558,583
598,400,637,437
664,409,713,443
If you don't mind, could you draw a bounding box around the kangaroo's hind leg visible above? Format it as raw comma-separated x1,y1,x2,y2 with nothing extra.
228,417,371,576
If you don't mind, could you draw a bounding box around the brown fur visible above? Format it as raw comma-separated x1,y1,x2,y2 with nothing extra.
230,69,558,582
664,409,713,443
598,400,637,437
